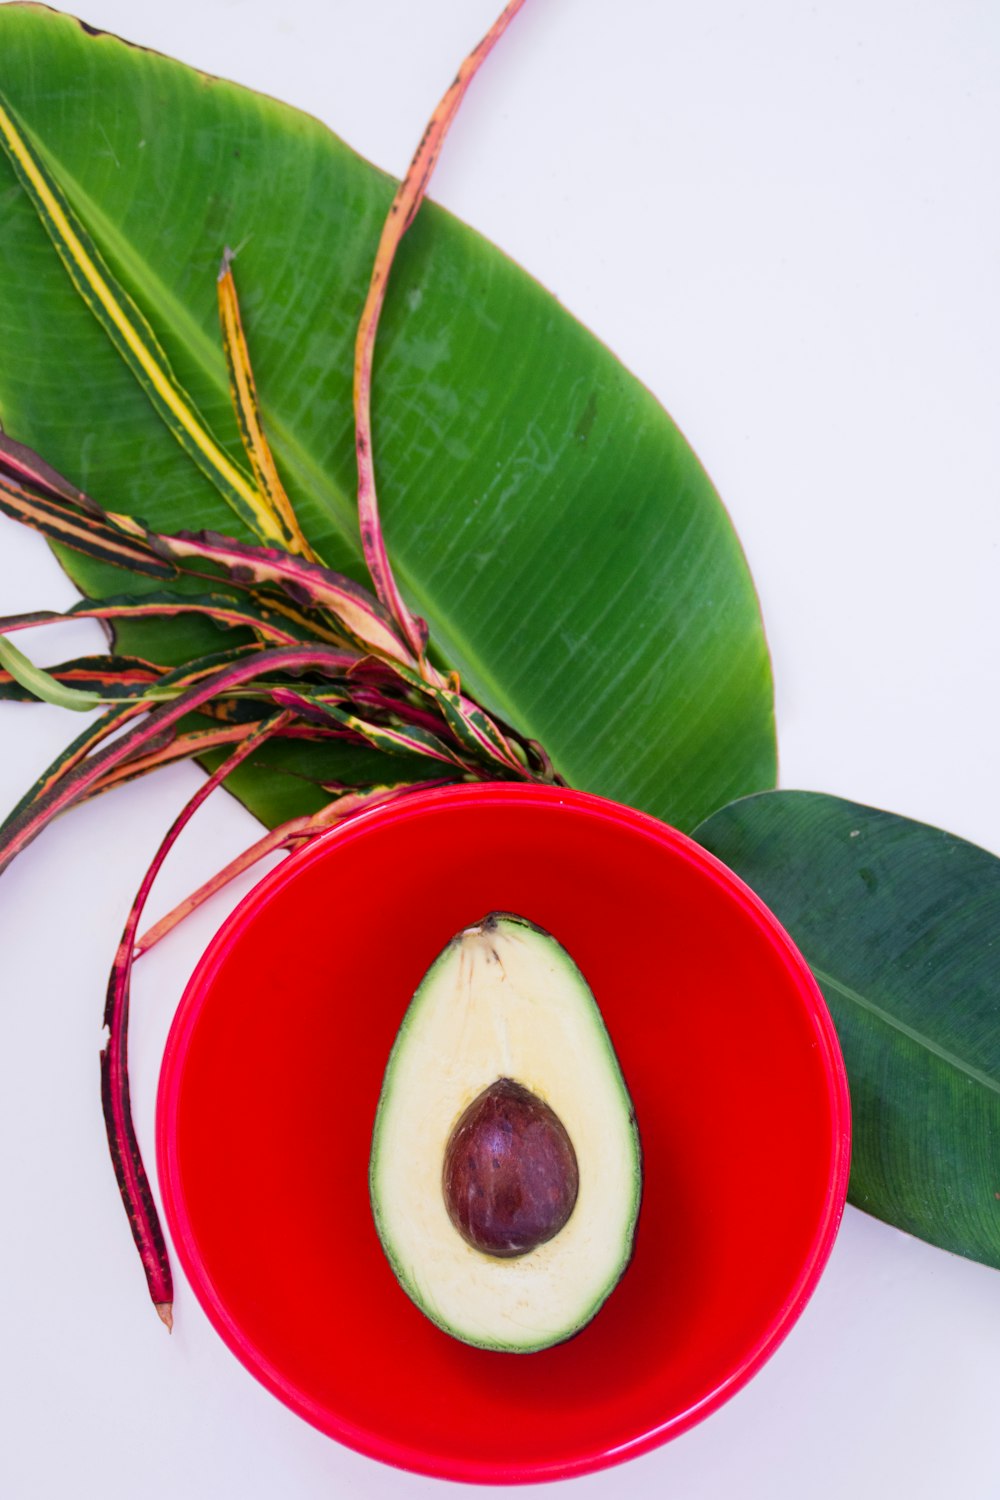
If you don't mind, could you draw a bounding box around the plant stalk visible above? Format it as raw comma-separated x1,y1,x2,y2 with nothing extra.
101,710,293,1326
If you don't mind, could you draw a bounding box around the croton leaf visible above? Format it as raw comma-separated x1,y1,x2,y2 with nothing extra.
0,5,775,831
694,789,1000,1271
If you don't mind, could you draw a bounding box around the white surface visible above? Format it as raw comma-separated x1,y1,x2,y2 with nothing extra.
2,1,999,1496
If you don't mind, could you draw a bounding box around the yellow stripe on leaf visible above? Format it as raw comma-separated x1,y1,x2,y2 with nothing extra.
216,251,313,558
0,96,287,547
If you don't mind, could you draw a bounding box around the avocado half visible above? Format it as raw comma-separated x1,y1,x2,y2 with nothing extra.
369,912,642,1352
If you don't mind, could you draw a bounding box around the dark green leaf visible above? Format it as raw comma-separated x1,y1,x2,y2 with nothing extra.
694,789,1000,1270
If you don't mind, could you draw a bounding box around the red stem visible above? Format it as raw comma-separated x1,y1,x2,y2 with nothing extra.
354,0,528,672
0,427,98,510
133,778,455,958
101,711,293,1326
0,643,374,877
0,599,300,645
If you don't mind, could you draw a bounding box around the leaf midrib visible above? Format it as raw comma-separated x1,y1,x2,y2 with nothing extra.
56,158,358,534
43,141,554,754
811,961,1000,1098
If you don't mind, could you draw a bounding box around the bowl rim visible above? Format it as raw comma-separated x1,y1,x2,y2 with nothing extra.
156,781,852,1484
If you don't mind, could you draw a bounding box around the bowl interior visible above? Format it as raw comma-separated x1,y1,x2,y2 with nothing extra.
157,785,849,1483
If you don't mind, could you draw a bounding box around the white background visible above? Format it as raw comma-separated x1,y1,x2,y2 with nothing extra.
2,2,1000,1496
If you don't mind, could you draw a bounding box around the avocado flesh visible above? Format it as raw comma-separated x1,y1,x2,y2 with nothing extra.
369,912,642,1353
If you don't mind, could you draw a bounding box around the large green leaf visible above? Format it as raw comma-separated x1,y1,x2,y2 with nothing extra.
0,5,775,831
695,790,1000,1270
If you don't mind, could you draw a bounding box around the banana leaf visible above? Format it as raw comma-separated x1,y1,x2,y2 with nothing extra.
696,790,1000,1271
0,4,775,831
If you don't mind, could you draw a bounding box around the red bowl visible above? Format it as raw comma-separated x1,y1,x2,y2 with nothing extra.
157,783,850,1483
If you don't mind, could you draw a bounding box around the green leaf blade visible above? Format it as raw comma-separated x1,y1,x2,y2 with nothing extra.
695,789,1000,1270
0,95,287,546
0,6,775,831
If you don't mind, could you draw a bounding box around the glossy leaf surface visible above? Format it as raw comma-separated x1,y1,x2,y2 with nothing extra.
695,789,1000,1269
0,6,775,830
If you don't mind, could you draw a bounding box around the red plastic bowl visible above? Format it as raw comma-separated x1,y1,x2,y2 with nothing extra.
157,783,850,1483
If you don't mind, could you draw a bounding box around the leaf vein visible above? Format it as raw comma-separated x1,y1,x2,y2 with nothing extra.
810,963,1000,1098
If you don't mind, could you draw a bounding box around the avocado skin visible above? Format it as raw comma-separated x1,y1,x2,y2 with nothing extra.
369,912,642,1353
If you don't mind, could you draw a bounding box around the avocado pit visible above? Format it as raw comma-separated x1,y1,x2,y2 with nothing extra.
443,1077,579,1257
369,911,641,1351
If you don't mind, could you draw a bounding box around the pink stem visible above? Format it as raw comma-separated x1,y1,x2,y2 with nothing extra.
134,779,455,958
0,428,97,510
0,643,373,877
86,717,345,800
0,600,300,645
349,683,458,737
134,821,306,959
354,0,528,674
101,711,294,1327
